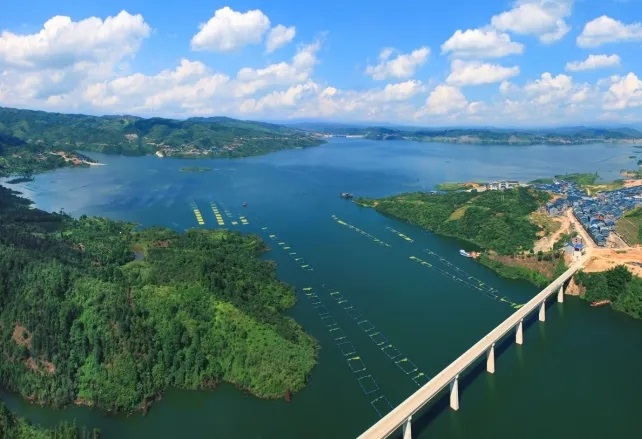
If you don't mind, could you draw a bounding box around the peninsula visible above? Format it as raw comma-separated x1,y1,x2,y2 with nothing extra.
357,174,642,319
0,185,317,413
0,106,324,177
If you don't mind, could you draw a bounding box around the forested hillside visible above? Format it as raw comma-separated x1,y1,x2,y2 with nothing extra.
357,187,550,255
576,266,642,319
0,106,323,167
0,185,317,412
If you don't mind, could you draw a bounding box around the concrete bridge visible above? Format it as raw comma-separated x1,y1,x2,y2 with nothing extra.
357,256,588,439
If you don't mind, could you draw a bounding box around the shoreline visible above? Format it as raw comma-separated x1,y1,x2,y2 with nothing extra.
0,183,318,416
356,177,642,319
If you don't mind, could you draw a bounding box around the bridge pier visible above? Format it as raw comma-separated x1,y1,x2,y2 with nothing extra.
538,300,545,322
402,416,412,439
486,343,495,374
557,284,564,303
449,375,459,411
516,319,523,345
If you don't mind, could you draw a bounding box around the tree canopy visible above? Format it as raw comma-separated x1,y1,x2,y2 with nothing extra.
576,266,642,319
357,187,550,255
0,184,317,413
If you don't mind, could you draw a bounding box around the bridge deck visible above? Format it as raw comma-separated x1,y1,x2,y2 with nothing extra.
357,258,586,439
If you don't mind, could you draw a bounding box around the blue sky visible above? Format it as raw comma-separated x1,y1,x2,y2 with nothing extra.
0,0,641,126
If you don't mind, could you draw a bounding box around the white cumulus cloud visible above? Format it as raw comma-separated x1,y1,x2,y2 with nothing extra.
81,41,322,116
369,80,426,102
565,54,621,71
365,47,430,80
524,72,575,105
491,0,573,43
265,24,296,53
423,84,469,115
446,60,520,86
603,73,642,110
0,10,150,69
441,28,524,58
191,7,271,52
577,15,642,48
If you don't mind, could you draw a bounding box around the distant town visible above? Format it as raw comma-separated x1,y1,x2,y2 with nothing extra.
534,180,642,248
463,177,642,249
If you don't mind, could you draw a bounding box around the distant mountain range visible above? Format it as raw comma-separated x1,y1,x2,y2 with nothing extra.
286,122,642,145
0,106,322,158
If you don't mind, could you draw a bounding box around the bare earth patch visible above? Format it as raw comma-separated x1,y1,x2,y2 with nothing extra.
12,324,32,349
584,249,642,278
12,323,56,375
623,179,642,188
565,276,585,296
448,205,469,220
532,213,570,253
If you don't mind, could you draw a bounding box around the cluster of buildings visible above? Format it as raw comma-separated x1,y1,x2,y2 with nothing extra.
533,180,642,247
484,180,520,191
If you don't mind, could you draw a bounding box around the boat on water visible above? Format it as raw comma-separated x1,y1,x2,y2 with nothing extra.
340,192,353,199
459,249,472,258
242,202,247,207
590,299,611,307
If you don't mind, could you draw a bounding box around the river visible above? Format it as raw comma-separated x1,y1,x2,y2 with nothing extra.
2,139,642,438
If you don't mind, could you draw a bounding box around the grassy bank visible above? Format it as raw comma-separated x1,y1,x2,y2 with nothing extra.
435,182,476,191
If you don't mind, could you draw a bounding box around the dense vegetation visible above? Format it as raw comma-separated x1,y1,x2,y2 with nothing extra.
576,266,642,319
290,122,642,145
0,402,96,439
357,187,550,255
529,172,599,186
0,134,79,177
0,106,323,176
0,185,317,413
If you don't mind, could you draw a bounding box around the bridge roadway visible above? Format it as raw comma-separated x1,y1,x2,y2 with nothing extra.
358,256,587,439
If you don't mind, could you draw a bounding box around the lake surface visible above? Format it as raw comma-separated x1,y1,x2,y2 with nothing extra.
2,139,642,439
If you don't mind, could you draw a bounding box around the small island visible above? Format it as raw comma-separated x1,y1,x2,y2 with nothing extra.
180,166,212,173
0,185,317,414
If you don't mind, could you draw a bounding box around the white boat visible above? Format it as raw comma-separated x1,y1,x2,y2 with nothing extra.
459,249,472,257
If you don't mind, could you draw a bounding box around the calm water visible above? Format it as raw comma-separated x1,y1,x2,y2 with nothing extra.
2,139,642,439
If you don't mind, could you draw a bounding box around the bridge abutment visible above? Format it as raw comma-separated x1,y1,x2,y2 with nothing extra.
449,375,459,411
486,343,495,374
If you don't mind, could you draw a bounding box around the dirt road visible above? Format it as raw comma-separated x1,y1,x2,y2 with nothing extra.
533,214,571,252
566,209,595,251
